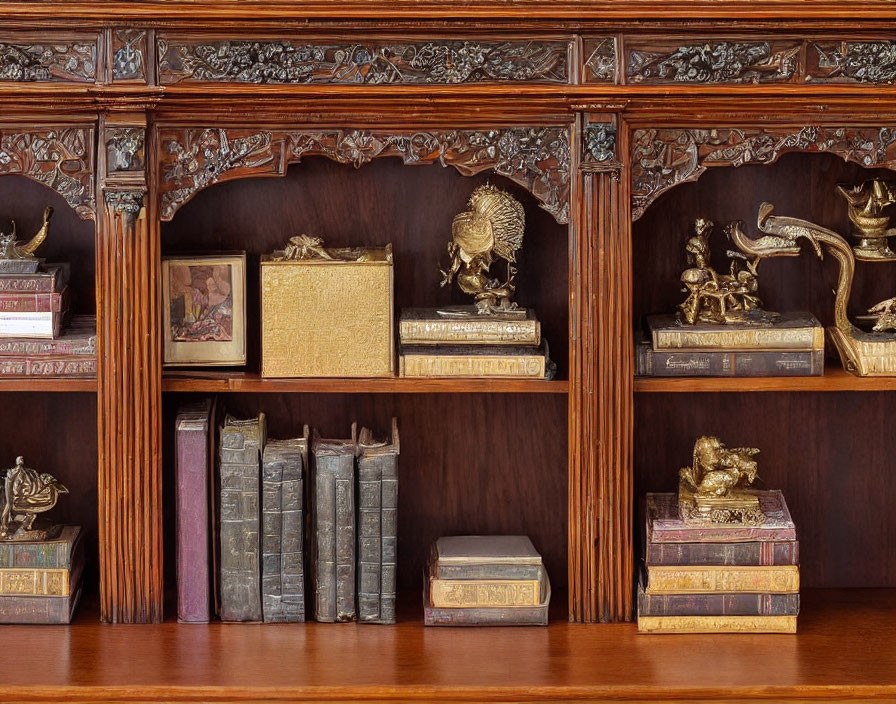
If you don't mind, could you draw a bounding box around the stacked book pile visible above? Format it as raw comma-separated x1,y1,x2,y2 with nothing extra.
637,313,824,377
638,492,800,634
0,525,84,624
398,308,552,379
0,264,95,378
424,535,550,626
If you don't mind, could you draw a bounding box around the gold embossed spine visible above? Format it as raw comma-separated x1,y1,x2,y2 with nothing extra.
399,318,541,345
638,615,797,634
399,352,546,378
646,565,799,594
0,568,71,596
652,327,823,351
430,579,540,607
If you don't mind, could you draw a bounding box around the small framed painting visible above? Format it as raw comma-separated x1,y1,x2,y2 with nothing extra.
162,253,246,366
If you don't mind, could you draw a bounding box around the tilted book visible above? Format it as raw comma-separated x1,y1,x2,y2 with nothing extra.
645,538,799,566
648,492,796,543
261,429,309,623
636,341,824,377
637,614,797,634
176,399,215,624
647,312,823,351
637,578,800,617
218,413,266,622
645,565,799,594
311,425,357,622
431,535,543,581
399,307,541,346
357,418,399,624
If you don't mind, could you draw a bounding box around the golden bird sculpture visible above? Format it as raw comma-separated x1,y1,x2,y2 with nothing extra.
0,206,53,262
0,456,68,540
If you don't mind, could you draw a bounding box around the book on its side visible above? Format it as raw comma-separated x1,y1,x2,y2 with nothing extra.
399,344,549,379
311,425,357,623
432,535,543,579
637,614,797,634
635,341,824,377
261,429,309,623
0,550,84,624
0,315,95,357
636,576,800,617
0,525,81,568
176,399,215,624
0,286,70,313
429,578,540,607
645,538,799,566
0,356,95,377
357,417,399,624
0,311,66,339
645,565,799,594
0,264,69,293
218,413,266,622
399,307,541,346
646,312,823,351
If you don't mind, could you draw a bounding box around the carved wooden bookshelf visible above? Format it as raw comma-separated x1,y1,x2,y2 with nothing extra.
0,1,895,701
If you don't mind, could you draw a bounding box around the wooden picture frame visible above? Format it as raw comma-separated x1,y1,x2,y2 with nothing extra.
162,253,247,366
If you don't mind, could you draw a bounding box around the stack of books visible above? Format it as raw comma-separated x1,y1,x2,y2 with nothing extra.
638,492,799,634
0,525,84,624
424,535,550,626
398,307,552,379
0,264,95,378
637,313,824,377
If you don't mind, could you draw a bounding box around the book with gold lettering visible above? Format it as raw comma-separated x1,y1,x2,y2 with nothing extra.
399,307,541,346
638,614,797,634
430,578,540,607
399,344,552,379
646,312,823,352
645,565,799,594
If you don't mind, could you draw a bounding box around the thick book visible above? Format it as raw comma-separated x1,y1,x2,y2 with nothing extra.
357,418,399,624
637,614,797,634
637,578,800,617
646,312,824,351
0,525,81,568
176,399,215,624
0,286,70,313
261,429,309,623
645,565,799,594
431,535,543,581
399,307,541,346
430,578,540,607
636,341,824,377
399,343,549,379
218,413,266,622
648,492,796,543
646,539,799,566
0,315,95,357
0,356,95,377
0,264,68,294
0,311,65,339
311,425,357,622
0,552,84,624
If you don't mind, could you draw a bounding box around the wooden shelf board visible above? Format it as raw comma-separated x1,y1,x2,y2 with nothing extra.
162,371,568,394
0,377,96,392
635,366,896,393
6,588,896,702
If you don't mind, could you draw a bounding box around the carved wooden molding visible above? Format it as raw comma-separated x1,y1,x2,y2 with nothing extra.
582,37,617,83
0,127,95,220
159,127,570,223
158,37,570,85
807,40,896,83
0,39,96,83
631,126,896,220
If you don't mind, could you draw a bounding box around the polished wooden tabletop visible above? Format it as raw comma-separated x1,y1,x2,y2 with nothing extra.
1,588,893,702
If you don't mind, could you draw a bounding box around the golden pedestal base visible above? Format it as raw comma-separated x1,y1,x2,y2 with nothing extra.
829,326,896,377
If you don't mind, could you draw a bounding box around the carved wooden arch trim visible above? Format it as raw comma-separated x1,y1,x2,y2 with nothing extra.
158,127,571,224
0,126,96,221
630,125,896,220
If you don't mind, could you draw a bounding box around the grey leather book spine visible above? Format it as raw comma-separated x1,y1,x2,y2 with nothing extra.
218,413,266,622
261,428,308,623
311,426,356,622
357,418,399,624
636,341,823,377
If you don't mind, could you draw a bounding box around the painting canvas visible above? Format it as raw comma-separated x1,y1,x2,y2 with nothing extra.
163,254,246,366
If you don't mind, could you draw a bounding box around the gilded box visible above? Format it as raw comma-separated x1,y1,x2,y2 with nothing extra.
260,246,394,377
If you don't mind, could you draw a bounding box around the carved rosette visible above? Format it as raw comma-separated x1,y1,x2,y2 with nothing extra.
0,41,96,82
631,126,896,220
809,41,896,84
583,37,617,83
0,128,95,220
160,127,570,223
158,38,569,85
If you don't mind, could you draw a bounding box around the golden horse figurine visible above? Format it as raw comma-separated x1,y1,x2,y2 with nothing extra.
0,456,68,540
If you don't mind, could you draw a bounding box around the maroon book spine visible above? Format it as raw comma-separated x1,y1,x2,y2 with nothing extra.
0,287,69,313
176,400,214,623
646,540,799,566
0,316,94,357
0,267,65,293
0,357,95,377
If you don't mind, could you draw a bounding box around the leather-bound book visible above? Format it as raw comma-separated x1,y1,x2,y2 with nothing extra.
357,418,399,624
218,413,266,622
311,425,356,622
175,399,215,624
261,428,309,623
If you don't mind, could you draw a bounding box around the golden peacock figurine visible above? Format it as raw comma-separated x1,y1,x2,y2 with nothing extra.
440,184,526,314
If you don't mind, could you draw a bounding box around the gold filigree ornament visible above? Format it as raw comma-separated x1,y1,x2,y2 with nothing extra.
836,178,896,261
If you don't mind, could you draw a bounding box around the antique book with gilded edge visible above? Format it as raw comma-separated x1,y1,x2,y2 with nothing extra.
176,399,215,624
636,340,824,377
637,614,797,634
0,546,84,624
399,343,551,379
218,413,266,622
645,565,799,594
0,524,81,568
0,315,95,357
311,425,357,622
637,573,799,617
646,312,824,351
399,307,541,346
357,418,399,625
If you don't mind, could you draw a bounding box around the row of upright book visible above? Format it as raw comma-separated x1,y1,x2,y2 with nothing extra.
176,401,398,624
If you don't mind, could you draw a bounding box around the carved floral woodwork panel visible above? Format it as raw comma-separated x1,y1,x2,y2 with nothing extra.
157,38,570,85
0,40,96,82
631,126,896,220
583,124,617,163
582,37,617,83
159,127,570,223
111,29,147,82
807,41,896,84
626,39,801,84
106,128,146,173
0,127,95,220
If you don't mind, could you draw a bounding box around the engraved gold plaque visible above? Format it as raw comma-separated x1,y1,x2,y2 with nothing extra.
260,246,394,378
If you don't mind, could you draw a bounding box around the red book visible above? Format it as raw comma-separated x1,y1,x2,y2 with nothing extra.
0,286,70,313
0,264,68,293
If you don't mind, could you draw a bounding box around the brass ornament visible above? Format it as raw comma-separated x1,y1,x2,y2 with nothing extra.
0,456,68,541
678,436,764,525
836,178,896,260
440,184,526,315
0,206,53,273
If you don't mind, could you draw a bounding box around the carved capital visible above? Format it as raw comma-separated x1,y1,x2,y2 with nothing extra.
104,190,145,215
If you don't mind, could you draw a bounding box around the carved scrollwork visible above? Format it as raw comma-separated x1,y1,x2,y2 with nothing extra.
158,38,569,85
0,128,95,220
0,42,96,83
631,126,896,220
627,41,800,84
809,41,896,84
160,127,570,223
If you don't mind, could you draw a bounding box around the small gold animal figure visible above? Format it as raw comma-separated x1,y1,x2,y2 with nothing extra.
868,297,896,333
679,436,760,499
0,206,53,261
836,178,896,259
0,456,68,539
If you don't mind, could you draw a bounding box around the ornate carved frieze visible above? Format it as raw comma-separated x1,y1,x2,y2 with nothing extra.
808,41,896,84
626,40,800,84
157,38,569,85
160,127,570,223
104,190,146,216
112,30,147,82
0,41,96,83
583,37,617,83
0,128,95,220
631,126,896,220
106,128,146,173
